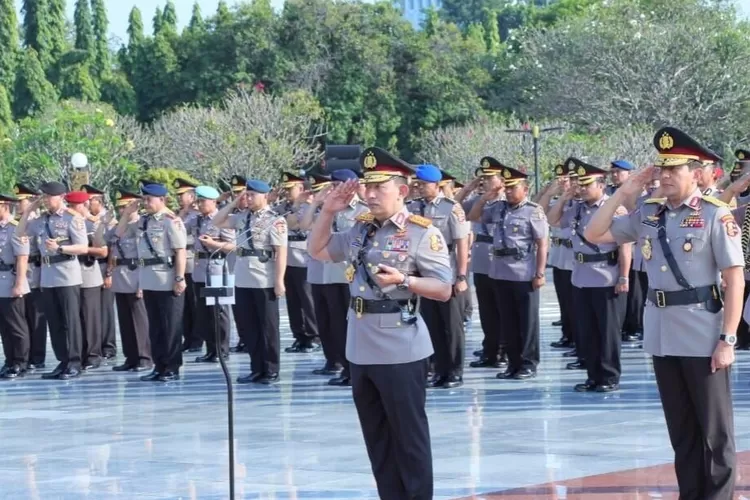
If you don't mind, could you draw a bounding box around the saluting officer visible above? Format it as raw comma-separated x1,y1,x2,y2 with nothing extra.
116,183,187,382
228,174,250,353
15,183,47,370
186,186,236,362
605,160,633,196
278,171,320,353
214,179,288,385
458,164,506,368
308,146,452,500
0,194,31,379
105,189,152,372
18,182,89,380
81,184,117,359
586,127,742,500
544,158,631,392
408,164,469,388
175,178,202,353
466,158,548,380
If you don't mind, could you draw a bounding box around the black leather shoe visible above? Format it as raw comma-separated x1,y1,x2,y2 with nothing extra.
0,365,8,377
298,343,321,353
327,375,351,386
229,344,246,353
259,373,279,384
622,333,640,343
140,370,162,382
82,361,101,371
566,361,586,370
2,365,24,379
513,368,536,380
112,363,135,372
42,363,65,379
284,341,301,353
552,319,563,326
59,367,81,380
551,339,573,349
195,354,218,363
469,358,504,368
28,363,45,371
562,349,578,358
596,383,620,393
131,362,153,372
426,375,447,388
473,349,484,357
574,380,597,392
237,372,263,384
496,369,516,380
312,365,341,376
158,371,180,382
443,375,463,388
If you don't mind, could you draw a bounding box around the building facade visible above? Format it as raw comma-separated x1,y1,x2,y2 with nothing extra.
393,0,443,28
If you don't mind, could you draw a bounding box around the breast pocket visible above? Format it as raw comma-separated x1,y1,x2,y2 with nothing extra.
672,232,707,263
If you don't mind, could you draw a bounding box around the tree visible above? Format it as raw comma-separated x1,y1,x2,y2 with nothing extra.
482,8,501,54
509,0,750,146
74,0,94,56
152,6,163,36
0,0,19,91
161,1,178,34
187,2,205,33
127,7,145,48
440,0,504,29
0,85,12,130
91,0,110,79
22,0,54,68
13,48,58,119
47,0,67,62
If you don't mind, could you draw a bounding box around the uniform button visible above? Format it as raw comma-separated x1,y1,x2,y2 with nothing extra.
396,322,401,326
372,242,379,247
669,213,676,218
661,265,667,272
666,238,670,243
359,286,365,292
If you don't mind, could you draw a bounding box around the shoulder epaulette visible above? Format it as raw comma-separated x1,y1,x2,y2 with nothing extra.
407,214,432,228
702,195,729,208
86,214,98,222
355,212,374,223
66,208,82,218
9,219,18,226
526,201,540,208
644,197,667,204
442,197,456,205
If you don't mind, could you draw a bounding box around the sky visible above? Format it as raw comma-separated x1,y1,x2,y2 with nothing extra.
12,0,750,45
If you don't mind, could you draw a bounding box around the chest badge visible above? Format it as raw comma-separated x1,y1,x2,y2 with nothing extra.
683,239,693,252
345,264,355,283
642,237,652,261
430,234,443,252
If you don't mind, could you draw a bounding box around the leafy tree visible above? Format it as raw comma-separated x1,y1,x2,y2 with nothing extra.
91,0,110,79
57,60,100,101
482,8,501,54
152,6,163,36
13,48,58,119
127,7,145,48
22,0,54,68
440,0,504,29
161,0,178,34
47,0,67,62
100,72,137,116
187,2,205,33
0,0,19,91
0,85,12,130
74,0,94,55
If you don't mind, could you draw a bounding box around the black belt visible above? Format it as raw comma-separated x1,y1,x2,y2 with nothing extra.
648,285,721,310
29,255,41,267
0,263,14,272
186,244,195,251
114,257,140,270
78,255,96,267
237,248,272,259
41,254,76,265
494,247,521,257
139,257,172,267
196,251,226,259
447,243,455,252
96,257,108,264
350,297,411,315
475,234,492,244
551,237,572,248
574,250,618,263
288,234,307,242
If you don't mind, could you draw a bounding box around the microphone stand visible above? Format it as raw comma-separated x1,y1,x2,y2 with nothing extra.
201,225,257,500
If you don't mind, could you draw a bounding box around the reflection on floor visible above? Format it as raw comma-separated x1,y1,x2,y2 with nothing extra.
2,282,750,499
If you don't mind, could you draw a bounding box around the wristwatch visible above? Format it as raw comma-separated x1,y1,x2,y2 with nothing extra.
720,333,737,346
457,275,467,282
397,273,410,291
618,276,629,284
174,276,185,283
534,272,545,280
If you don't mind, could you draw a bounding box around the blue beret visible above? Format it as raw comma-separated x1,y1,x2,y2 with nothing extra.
610,160,634,171
331,169,359,182
246,180,271,194
195,185,220,200
141,183,168,197
415,164,442,183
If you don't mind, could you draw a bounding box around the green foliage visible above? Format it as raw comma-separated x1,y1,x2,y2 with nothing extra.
140,167,199,207
0,0,19,92
152,6,163,36
99,72,136,116
0,85,12,130
13,48,58,119
187,3,205,33
47,0,67,62
74,0,94,55
91,0,110,79
127,7,144,48
0,101,140,192
57,61,100,102
161,1,178,34
22,0,54,69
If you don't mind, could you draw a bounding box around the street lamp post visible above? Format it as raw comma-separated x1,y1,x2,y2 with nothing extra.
505,125,564,194
69,152,90,191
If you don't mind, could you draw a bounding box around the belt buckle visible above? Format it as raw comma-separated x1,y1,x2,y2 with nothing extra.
138,258,145,268
655,290,666,308
576,252,584,263
42,255,50,266
354,297,364,319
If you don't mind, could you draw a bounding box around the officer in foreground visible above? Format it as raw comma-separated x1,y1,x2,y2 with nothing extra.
585,127,742,499
308,147,452,500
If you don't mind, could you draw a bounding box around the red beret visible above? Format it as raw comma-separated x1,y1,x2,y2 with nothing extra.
64,191,90,204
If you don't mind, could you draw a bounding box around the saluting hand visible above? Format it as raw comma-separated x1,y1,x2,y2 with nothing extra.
321,180,359,215
618,166,656,198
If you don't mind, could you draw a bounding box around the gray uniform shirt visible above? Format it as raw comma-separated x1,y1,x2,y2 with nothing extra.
325,199,370,285
185,210,236,283
80,217,105,289
463,196,496,276
106,226,140,294
122,210,188,292
325,207,452,365
0,220,30,297
280,201,308,269
25,212,41,289
27,208,87,288
227,206,287,289
610,190,743,356
560,196,625,288
182,209,200,275
299,203,325,285
482,199,549,282
407,196,469,283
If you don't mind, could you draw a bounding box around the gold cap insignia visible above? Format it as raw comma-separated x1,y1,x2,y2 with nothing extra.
740,152,745,160
555,166,563,176
502,169,511,179
231,176,239,184
115,192,122,199
659,132,674,150
282,174,289,181
310,178,316,185
481,158,490,169
173,180,181,188
13,186,19,195
363,152,377,170
577,166,586,176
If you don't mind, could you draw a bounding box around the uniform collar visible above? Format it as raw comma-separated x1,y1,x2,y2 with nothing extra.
47,208,65,217
201,209,218,219
150,208,171,220
664,188,703,211
586,194,608,208
384,207,411,231
508,197,529,210
0,217,12,228
424,194,444,206
251,205,270,216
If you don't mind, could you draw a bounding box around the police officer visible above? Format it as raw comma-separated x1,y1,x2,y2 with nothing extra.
65,190,108,371
457,163,506,368
586,127,742,499
467,158,548,380
0,194,31,379
606,160,633,196
18,182,89,380
308,147,452,500
300,169,368,386
105,189,152,372
408,164,469,388
227,174,250,353
278,171,319,353
544,158,630,392
15,183,47,370
186,186,235,362
175,178,202,353
81,184,117,359
116,182,187,382
214,179,287,385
